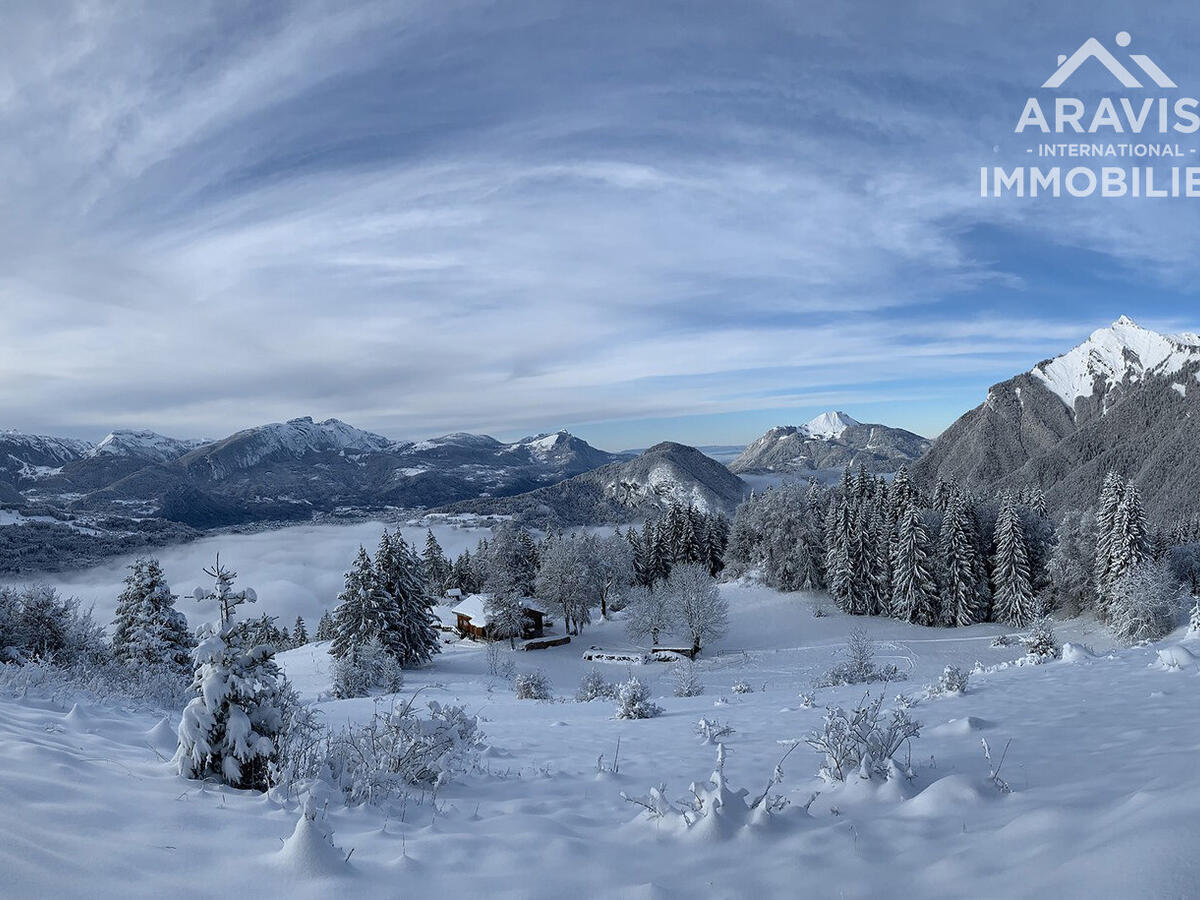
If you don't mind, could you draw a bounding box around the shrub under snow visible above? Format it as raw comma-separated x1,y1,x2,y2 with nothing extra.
932,665,969,695
614,676,662,719
1023,617,1060,662
672,661,703,697
513,669,553,700
818,627,906,687
1107,561,1185,645
576,669,615,702
321,697,485,803
804,694,920,782
330,638,404,699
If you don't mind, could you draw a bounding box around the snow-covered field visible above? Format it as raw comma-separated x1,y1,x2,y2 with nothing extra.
2,580,1199,898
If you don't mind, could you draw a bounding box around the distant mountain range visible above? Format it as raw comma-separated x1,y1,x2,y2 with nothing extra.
445,441,749,525
912,316,1200,519
730,411,930,475
3,418,630,528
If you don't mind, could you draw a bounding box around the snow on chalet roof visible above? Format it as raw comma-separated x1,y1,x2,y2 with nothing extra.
452,594,493,625
452,594,546,626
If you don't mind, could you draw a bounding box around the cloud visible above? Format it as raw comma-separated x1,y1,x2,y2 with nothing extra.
2,1,1199,445
37,520,490,629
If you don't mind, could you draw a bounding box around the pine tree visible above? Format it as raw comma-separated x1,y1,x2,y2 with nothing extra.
111,556,193,675
292,616,308,646
421,530,451,595
937,494,987,627
174,557,289,792
891,501,938,625
315,610,335,642
992,494,1035,627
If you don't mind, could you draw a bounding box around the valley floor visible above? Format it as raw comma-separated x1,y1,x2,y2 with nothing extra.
2,582,1199,898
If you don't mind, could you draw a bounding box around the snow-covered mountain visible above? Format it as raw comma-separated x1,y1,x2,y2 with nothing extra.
446,441,749,525
913,316,1200,518
730,412,930,475
3,417,625,528
90,430,206,462
1029,315,1200,416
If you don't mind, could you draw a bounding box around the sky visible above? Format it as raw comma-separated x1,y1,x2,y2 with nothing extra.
3,1,1200,451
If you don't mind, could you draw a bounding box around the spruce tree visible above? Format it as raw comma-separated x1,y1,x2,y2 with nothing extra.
315,609,335,642
1094,471,1126,618
824,499,854,613
937,494,987,627
175,557,288,792
992,494,1035,627
891,500,938,625
421,530,451,595
111,556,193,675
331,545,400,660
379,531,441,667
292,616,308,646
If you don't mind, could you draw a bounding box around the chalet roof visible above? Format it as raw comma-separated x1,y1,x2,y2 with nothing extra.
452,593,493,625
452,593,546,627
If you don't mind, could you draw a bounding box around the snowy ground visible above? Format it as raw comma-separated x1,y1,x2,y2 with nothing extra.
2,581,1200,898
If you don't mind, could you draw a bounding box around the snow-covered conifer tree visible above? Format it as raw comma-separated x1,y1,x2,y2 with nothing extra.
331,545,401,660
937,494,987,627
111,556,193,675
292,616,308,646
1093,471,1126,618
891,501,938,625
992,494,1035,627
824,499,854,613
175,556,288,792
380,531,441,667
421,530,452,595
315,610,335,642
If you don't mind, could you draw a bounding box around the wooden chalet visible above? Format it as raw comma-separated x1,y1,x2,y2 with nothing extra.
452,594,546,641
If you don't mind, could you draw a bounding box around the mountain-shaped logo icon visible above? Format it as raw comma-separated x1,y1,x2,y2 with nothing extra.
1042,32,1176,89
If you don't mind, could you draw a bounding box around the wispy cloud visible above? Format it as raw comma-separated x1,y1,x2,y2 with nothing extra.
2,1,1199,447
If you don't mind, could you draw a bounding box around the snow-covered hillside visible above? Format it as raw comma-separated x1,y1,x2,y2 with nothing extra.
2,583,1198,898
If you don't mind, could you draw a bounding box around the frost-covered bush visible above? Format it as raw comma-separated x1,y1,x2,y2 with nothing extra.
322,697,485,803
804,695,920,782
576,669,615,702
1023,617,1060,662
695,717,734,744
330,638,404,699
798,690,817,709
730,679,753,694
1108,561,1186,645
615,676,662,719
513,669,552,700
0,585,106,665
672,661,703,697
622,743,794,832
933,665,969,695
0,657,193,711
818,627,907,687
